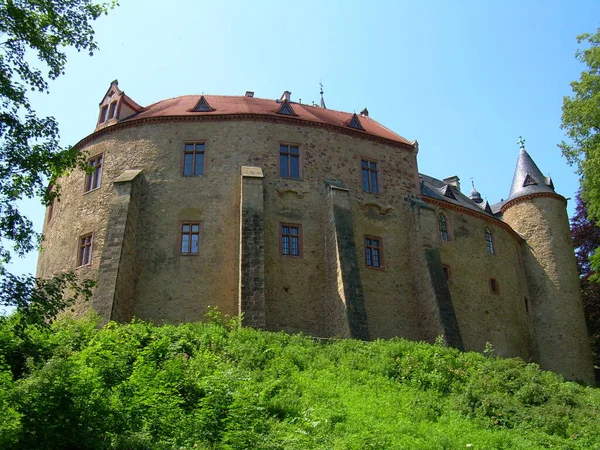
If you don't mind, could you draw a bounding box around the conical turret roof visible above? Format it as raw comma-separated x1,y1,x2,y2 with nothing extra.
508,148,555,201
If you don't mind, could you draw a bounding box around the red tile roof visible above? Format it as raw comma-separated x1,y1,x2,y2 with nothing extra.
122,95,413,146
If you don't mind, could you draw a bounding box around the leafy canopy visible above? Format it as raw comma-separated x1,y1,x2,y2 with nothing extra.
0,0,114,320
561,29,600,221
570,192,600,366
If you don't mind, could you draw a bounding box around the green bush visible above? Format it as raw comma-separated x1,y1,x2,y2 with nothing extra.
0,313,599,449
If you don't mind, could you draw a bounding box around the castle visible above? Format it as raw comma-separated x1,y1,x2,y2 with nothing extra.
37,81,594,384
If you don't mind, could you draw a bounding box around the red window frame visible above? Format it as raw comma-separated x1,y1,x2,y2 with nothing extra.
279,144,301,180
180,222,201,255
182,142,205,176
78,233,93,267
84,154,103,192
361,158,379,193
280,223,302,257
364,235,384,269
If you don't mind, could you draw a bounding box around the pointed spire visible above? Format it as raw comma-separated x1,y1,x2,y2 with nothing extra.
469,179,483,203
508,138,555,201
319,82,326,109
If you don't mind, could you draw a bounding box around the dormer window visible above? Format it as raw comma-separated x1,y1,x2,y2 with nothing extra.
348,113,365,130
98,94,118,125
278,101,296,116
193,96,214,112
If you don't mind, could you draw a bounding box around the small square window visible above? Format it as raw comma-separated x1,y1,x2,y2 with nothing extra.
84,154,103,192
365,235,383,269
281,223,302,257
442,265,451,281
183,142,205,176
180,222,200,254
280,144,301,180
78,233,93,267
490,278,499,293
361,159,379,193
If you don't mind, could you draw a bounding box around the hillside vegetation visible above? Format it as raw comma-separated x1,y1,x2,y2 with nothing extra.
1,312,599,449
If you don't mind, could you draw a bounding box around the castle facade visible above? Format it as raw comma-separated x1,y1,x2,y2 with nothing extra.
36,81,594,384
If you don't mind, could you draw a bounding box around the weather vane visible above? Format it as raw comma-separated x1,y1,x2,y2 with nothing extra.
518,136,526,151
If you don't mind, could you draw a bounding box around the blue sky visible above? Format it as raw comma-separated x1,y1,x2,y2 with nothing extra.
7,0,600,277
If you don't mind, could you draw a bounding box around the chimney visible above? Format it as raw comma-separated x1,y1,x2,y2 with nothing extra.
280,90,291,102
443,176,461,193
245,91,254,98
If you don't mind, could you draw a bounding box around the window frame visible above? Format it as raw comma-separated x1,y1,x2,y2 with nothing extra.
278,143,302,180
84,154,103,193
484,226,495,255
364,235,384,270
360,157,380,194
280,222,303,258
439,213,449,241
181,141,206,177
179,221,201,255
77,233,93,268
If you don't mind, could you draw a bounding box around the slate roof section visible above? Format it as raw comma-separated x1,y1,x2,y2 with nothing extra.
507,149,555,201
120,95,412,145
420,173,497,218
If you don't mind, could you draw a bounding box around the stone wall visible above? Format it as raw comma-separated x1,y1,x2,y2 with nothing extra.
431,205,535,360
36,116,591,383
503,196,594,384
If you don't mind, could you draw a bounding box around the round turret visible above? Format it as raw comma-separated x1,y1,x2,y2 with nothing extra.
501,147,594,385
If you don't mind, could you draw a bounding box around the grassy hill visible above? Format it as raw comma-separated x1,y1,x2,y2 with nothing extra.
1,311,599,449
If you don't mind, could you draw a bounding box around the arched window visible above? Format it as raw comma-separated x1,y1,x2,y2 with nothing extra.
439,214,448,241
485,227,495,254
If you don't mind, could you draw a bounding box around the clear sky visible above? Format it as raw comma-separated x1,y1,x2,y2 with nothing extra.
7,0,600,277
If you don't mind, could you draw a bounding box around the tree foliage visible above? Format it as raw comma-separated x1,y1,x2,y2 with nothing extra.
561,29,600,220
0,0,113,320
571,192,600,366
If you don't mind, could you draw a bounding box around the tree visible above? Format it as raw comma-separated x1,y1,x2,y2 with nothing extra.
0,0,114,322
570,192,600,366
561,29,600,246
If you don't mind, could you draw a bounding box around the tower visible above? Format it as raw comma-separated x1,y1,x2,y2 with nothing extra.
501,142,594,384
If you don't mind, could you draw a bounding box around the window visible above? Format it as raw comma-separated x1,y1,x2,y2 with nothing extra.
361,159,379,193
442,265,451,281
78,234,93,267
484,227,495,254
85,154,103,192
490,278,499,293
439,214,449,241
183,142,205,176
281,223,302,257
365,235,383,268
108,101,117,119
180,222,200,254
99,105,108,123
280,144,300,179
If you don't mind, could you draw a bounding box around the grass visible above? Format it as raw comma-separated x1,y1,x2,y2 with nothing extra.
0,311,599,449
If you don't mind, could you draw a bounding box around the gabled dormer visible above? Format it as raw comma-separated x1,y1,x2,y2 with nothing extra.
441,184,457,200
277,100,296,116
96,80,143,131
191,95,214,112
347,113,365,131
